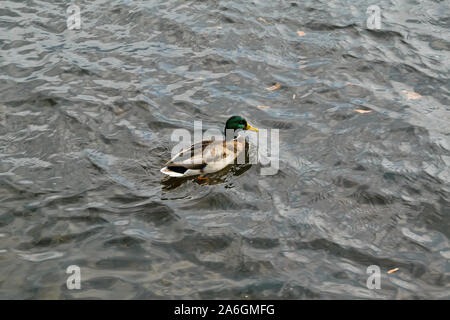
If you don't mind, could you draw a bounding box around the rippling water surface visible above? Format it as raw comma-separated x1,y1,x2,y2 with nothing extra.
0,0,449,299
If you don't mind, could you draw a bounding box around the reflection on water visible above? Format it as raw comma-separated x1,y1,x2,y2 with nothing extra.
0,0,449,299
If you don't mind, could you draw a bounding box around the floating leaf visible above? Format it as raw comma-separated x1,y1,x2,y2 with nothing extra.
297,31,306,37
403,91,421,100
161,279,172,286
355,109,372,114
265,83,281,91
387,268,399,274
258,17,269,24
257,105,271,109
114,106,125,115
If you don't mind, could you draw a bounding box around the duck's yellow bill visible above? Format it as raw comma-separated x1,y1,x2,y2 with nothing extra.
246,123,259,132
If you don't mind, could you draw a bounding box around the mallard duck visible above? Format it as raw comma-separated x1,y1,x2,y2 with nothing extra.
160,116,258,177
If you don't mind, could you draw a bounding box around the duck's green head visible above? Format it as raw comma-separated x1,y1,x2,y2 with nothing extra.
224,116,258,136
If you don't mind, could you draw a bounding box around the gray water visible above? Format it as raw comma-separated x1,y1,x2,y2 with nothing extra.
0,0,449,299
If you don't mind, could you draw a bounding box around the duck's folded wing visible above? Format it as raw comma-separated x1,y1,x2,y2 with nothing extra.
164,139,215,168
202,140,244,164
